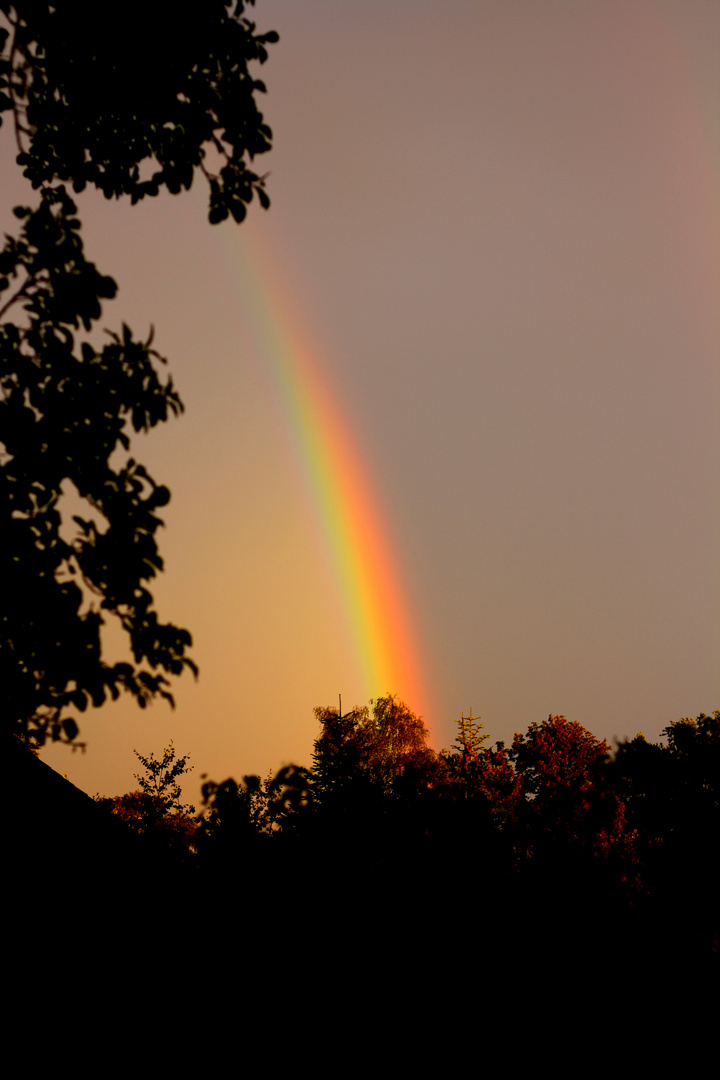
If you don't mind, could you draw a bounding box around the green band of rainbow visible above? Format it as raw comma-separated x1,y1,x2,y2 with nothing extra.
227,227,430,725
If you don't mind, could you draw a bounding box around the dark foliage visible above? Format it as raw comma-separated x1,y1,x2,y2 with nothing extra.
1,189,198,744
611,711,720,953
508,713,628,859
313,693,435,797
0,2,278,223
13,705,717,1013
132,740,195,814
1,4,278,744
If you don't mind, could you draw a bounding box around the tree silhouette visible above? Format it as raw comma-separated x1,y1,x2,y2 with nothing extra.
611,712,720,953
133,741,194,815
0,4,278,744
1,189,196,743
508,714,626,860
312,702,370,795
98,789,197,862
0,2,277,223
312,694,433,798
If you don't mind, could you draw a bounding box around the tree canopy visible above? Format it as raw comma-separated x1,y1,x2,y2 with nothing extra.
0,2,278,222
0,187,198,744
313,694,433,797
0,2,278,744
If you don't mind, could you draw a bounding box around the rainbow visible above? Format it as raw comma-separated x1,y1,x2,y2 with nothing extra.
226,226,430,726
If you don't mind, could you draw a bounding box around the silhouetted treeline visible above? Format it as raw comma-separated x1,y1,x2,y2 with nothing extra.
11,700,718,992
86,698,720,972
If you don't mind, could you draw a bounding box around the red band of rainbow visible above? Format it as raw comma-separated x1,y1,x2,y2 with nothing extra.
227,226,431,728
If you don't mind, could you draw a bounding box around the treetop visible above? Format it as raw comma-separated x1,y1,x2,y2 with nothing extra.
0,1,279,223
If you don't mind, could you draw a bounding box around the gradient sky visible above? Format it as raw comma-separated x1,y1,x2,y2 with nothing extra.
6,0,717,801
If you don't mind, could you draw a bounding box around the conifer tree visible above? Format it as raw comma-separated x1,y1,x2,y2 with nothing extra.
453,708,489,760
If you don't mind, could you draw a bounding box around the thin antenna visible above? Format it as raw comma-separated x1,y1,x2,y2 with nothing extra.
339,693,342,719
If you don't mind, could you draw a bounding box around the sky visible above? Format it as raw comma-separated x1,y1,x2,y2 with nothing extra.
5,0,718,801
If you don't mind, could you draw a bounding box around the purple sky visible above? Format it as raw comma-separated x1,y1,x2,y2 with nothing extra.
8,0,717,800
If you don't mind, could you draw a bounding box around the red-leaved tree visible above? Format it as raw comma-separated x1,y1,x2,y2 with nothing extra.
509,714,628,860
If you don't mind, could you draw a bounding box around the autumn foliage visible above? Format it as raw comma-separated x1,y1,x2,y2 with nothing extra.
508,714,629,858
88,702,719,965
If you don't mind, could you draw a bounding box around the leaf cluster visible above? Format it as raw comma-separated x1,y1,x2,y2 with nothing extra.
507,715,627,859
133,740,195,816
312,694,433,798
2,5,278,746
197,764,316,846
614,711,720,844
1,188,196,744
0,1,278,223
509,714,611,801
